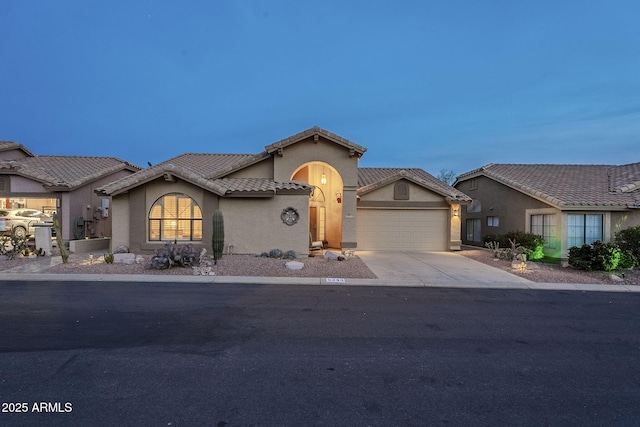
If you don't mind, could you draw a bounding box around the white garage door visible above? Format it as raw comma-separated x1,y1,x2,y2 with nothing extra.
356,208,448,251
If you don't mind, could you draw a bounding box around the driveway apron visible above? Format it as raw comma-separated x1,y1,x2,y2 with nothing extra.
357,251,532,286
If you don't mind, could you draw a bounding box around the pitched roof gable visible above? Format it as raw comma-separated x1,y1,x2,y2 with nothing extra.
0,155,140,189
97,156,311,197
264,126,367,157
358,167,472,203
456,163,640,209
0,141,35,158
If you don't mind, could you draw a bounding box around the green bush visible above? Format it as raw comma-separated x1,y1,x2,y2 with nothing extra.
614,225,640,264
591,241,621,272
568,244,593,271
568,241,622,272
618,250,638,269
483,231,545,260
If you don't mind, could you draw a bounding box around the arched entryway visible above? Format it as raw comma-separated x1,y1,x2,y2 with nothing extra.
291,162,343,249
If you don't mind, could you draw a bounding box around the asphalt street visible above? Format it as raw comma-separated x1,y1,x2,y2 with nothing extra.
0,280,639,426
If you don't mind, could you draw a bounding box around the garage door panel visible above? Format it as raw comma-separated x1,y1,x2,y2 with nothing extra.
357,209,448,251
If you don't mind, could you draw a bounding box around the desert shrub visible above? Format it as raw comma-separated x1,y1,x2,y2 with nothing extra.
568,241,621,272
568,244,594,270
590,241,621,272
483,231,545,260
268,248,283,258
618,250,638,269
147,241,200,269
283,250,297,260
614,225,640,263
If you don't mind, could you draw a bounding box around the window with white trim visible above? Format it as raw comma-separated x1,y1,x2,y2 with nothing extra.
567,214,603,248
531,214,556,249
149,193,202,241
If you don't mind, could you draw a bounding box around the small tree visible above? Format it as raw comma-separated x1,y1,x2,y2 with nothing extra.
436,169,456,185
212,210,224,265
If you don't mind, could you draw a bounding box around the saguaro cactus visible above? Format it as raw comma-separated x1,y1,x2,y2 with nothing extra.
212,209,224,265
52,213,69,264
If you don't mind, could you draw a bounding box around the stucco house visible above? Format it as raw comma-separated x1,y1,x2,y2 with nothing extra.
97,127,471,255
454,163,640,259
0,141,140,241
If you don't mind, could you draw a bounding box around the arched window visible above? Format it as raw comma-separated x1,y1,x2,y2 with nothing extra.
149,193,202,241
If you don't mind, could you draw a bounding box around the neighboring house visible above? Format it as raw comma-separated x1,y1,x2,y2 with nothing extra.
97,127,471,255
0,141,141,241
454,163,640,259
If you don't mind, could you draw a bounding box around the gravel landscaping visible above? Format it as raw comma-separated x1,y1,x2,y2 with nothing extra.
461,248,640,286
1,247,638,285
0,251,378,279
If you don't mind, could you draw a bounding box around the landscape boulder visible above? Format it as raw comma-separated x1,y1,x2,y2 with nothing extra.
285,261,304,270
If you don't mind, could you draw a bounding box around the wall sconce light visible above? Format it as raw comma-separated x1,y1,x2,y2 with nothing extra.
321,173,327,185
336,192,342,203
453,208,459,217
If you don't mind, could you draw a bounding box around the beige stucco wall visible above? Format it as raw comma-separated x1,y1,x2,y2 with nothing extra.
272,136,360,248
449,204,461,250
6,176,48,192
219,194,309,255
111,194,130,250
611,211,640,232
358,180,445,202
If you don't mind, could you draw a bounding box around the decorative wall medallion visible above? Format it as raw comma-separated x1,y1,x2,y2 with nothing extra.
281,207,299,226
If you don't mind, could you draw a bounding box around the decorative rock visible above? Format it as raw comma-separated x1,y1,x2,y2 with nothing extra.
193,266,215,276
324,250,347,261
114,245,130,254
285,261,304,270
609,274,624,282
511,261,527,271
135,255,145,264
114,253,136,265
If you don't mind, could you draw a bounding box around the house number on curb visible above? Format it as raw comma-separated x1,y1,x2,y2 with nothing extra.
326,278,346,283
281,207,299,226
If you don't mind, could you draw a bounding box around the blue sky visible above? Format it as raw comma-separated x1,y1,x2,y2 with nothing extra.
1,1,639,177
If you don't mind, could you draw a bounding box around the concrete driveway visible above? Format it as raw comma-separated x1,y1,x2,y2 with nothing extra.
358,251,532,287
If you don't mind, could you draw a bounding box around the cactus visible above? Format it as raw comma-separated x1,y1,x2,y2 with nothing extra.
212,209,224,265
52,213,69,264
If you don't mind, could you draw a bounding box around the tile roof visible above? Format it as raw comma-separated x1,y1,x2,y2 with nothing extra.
215,178,312,193
98,130,466,204
358,168,472,203
97,160,312,196
265,126,367,157
0,141,35,157
0,155,140,189
456,163,640,209
152,152,269,179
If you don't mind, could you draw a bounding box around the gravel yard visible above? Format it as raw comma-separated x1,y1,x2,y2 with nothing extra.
461,248,640,286
1,248,638,285
1,251,378,279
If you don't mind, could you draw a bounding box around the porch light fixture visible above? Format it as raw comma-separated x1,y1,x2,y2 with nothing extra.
336,192,342,203
321,173,327,185
452,208,459,217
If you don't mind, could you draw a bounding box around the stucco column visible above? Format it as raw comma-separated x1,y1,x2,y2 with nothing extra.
341,185,358,249
449,204,462,250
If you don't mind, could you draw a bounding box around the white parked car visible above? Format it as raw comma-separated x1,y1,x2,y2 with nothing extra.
0,209,53,238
